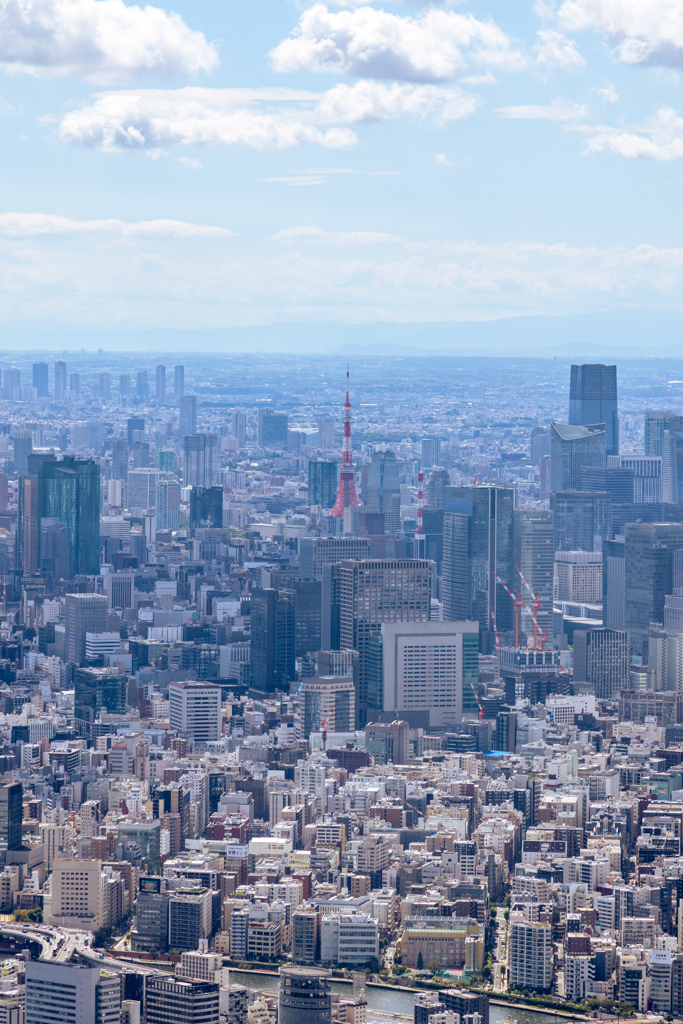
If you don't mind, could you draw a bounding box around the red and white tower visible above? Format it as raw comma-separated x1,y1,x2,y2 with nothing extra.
417,470,424,535
331,365,359,516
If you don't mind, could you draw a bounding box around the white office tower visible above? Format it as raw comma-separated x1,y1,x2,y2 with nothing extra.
554,551,603,603
25,961,121,1024
169,681,222,745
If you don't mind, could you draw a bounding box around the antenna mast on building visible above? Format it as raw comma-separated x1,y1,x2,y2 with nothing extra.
331,364,359,516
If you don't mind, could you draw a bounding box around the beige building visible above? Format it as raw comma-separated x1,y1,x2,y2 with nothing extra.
40,824,73,869
49,858,103,931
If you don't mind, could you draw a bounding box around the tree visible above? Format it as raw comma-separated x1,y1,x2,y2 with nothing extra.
416,951,424,970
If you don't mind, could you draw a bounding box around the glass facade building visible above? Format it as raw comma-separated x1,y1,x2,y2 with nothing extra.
38,457,100,576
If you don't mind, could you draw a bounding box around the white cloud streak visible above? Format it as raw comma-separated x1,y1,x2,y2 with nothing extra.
583,106,683,159
272,226,401,244
557,0,683,68
534,29,585,69
497,98,588,120
0,0,217,84
270,4,527,82
0,212,233,237
57,82,479,152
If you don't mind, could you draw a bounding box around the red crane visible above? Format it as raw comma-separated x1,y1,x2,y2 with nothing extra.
493,573,528,649
516,566,542,651
489,605,501,649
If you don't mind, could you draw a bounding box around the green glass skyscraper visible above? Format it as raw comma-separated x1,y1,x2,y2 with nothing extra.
38,457,100,576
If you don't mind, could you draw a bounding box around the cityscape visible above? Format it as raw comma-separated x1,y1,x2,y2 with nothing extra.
0,354,674,1022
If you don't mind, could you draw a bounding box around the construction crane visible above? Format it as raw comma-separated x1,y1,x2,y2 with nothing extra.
516,566,541,650
493,573,528,649
489,605,501,649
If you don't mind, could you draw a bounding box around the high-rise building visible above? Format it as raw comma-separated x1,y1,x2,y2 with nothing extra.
513,508,554,642
646,410,670,456
339,559,431,726
127,416,144,447
420,437,441,468
550,422,606,492
426,468,449,511
530,426,551,463
580,465,634,503
278,967,331,1024
301,676,355,737
508,918,553,992
365,720,410,765
2,368,18,400
74,667,126,734
573,628,630,698
13,428,32,474
231,411,247,449
156,364,166,404
40,517,70,579
442,486,515,641
17,474,39,572
169,681,222,744
54,360,67,400
131,876,170,951
257,408,288,447
300,536,371,580
119,374,131,400
25,961,121,1024
308,459,337,509
174,364,185,401
38,457,100,576
145,975,219,1024
380,620,479,728
603,537,626,630
365,450,400,533
317,416,335,449
179,395,197,437
69,372,81,397
251,588,296,693
189,485,222,530
569,363,618,457
157,477,180,532
65,594,108,666
625,522,683,658
554,551,602,603
609,454,662,503
99,372,111,401
32,362,48,398
49,858,107,932
184,434,218,487
0,784,22,862
550,491,612,553
273,576,322,658
136,370,149,400
106,572,135,612
111,438,129,482
127,468,160,513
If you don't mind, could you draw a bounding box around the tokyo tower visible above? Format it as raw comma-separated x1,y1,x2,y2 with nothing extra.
330,365,359,516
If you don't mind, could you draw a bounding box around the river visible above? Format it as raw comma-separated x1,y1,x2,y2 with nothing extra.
227,970,569,1024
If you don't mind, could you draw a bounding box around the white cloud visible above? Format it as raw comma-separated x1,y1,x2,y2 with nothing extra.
0,0,217,84
57,82,478,152
269,4,527,82
315,81,479,126
262,166,399,185
557,0,683,68
583,106,683,159
59,88,357,151
597,82,618,103
434,153,451,165
272,226,401,244
534,29,585,69
0,212,233,237
178,157,203,170
496,98,588,120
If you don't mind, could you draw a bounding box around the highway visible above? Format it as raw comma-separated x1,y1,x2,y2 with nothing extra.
0,921,156,975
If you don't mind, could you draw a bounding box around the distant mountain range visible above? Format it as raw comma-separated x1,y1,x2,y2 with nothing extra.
0,307,682,357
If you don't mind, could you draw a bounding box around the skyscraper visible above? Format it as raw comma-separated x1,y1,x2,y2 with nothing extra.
136,370,149,400
32,362,48,398
442,486,515,641
250,588,296,692
169,681,222,745
98,372,111,401
189,485,222,530
119,374,131,400
339,558,431,726
550,491,612,552
66,596,108,666
231,411,247,448
157,477,180,532
13,428,32,474
645,410,670,457
365,450,400,533
625,521,683,658
550,422,606,492
2,368,19,400
25,961,121,1024
156,364,166,404
603,537,626,630
569,363,618,457
127,468,160,512
127,416,144,446
317,416,335,448
273,576,322,658
38,457,100,576
54,360,67,400
174,364,185,401
580,465,634,503
74,666,126,732
308,459,337,509
573,628,630,698
513,508,554,642
257,408,288,447
0,783,22,861
179,395,197,437
184,434,218,487
111,438,129,482
420,437,441,468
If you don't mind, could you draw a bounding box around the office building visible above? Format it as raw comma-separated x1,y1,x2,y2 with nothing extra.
119,374,131,399
609,454,662,503
174,364,185,401
111,438,129,482
308,459,337,509
157,477,180,532
580,465,634,503
258,408,288,447
554,551,602,603
127,416,144,447
550,422,606,492
300,536,371,580
301,676,355,737
32,362,48,398
365,449,400,533
168,888,213,952
573,628,630,698
184,434,218,487
569,363,618,457
530,426,550,463
603,538,626,630
508,918,553,992
0,784,22,863
65,594,108,666
625,521,683,658
646,410,670,456
442,486,514,641
231,411,247,448
13,428,32,475
145,975,219,1024
136,370,149,400
279,966,331,1024
190,485,222,530
75,668,126,735
320,914,378,966
40,517,69,577
49,858,104,930
381,620,480,728
17,473,39,572
179,395,197,437
365,720,409,765
550,490,611,553
131,877,170,951
339,558,431,726
318,416,335,449
106,572,135,612
421,437,441,469
169,681,222,744
54,360,67,400
38,457,100,575
127,468,160,512
513,508,554,641
25,961,121,1024
250,588,295,693
273,575,322,658
156,364,166,404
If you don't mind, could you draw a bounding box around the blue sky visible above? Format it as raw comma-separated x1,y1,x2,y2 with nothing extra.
3,0,683,331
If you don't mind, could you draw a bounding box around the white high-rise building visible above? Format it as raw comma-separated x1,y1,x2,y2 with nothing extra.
169,681,222,745
48,858,104,931
508,918,553,992
25,960,121,1024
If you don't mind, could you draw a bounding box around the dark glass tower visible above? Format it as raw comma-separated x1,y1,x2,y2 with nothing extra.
308,459,337,509
625,521,683,659
0,783,22,861
250,588,296,692
38,457,100,576
569,363,618,457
